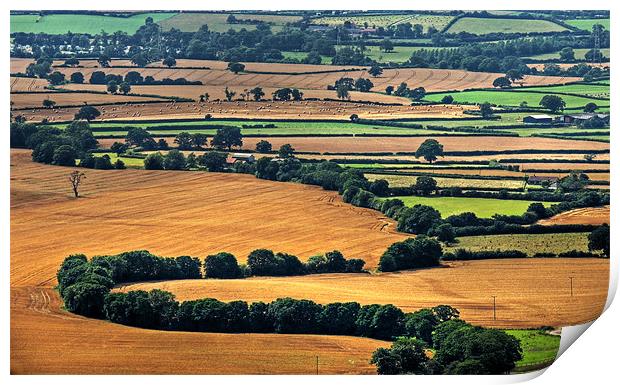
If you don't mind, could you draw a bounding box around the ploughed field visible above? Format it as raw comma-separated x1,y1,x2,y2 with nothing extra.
117,258,609,329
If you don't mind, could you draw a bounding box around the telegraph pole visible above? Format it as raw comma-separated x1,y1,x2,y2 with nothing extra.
569,276,574,297
316,355,319,375
492,295,497,321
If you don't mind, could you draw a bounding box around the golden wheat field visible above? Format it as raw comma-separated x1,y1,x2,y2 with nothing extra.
9,149,610,374
15,100,473,123
538,206,610,225
117,258,609,329
237,136,609,153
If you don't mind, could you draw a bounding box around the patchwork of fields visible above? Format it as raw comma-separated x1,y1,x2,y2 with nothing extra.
9,9,611,375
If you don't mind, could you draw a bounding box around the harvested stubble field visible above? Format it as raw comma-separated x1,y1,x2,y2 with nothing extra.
9,150,609,373
10,92,165,109
296,152,611,162
446,233,590,254
366,173,527,189
446,17,568,34
238,136,609,154
538,206,610,226
11,287,385,374
20,57,579,93
10,76,49,92
17,100,473,123
117,258,609,329
10,149,401,373
59,83,412,105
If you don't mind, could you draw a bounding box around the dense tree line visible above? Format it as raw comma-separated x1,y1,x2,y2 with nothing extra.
205,248,365,278
55,254,523,375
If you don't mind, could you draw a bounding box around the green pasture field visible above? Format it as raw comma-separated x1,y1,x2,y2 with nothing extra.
281,51,332,64
424,90,606,109
445,232,590,254
90,153,145,167
10,12,176,34
337,45,451,63
564,18,610,31
505,330,560,371
158,12,301,33
53,120,491,137
387,196,551,218
366,173,527,190
446,17,568,34
526,48,610,61
514,84,609,99
312,14,453,31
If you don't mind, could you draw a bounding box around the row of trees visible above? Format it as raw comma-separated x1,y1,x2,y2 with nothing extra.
205,249,365,278
55,251,523,375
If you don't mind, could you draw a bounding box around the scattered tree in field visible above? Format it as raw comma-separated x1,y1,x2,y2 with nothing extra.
505,69,524,84
144,152,165,170
368,64,383,77
42,98,56,109
199,151,227,172
435,223,456,244
539,95,566,113
224,87,236,101
336,83,350,100
492,76,512,88
163,150,187,170
441,95,454,104
64,57,80,67
174,132,193,150
97,54,111,67
558,171,589,192
204,252,242,278
255,140,272,153
107,80,118,94
385,85,394,95
278,144,295,158
163,56,177,68
69,171,86,198
409,87,426,101
380,39,394,52
131,52,148,67
583,153,597,162
291,88,303,101
371,338,429,375
186,153,198,169
126,127,156,149
211,126,243,150
559,47,575,62
415,139,444,163
74,105,100,121
48,71,65,85
350,113,359,122
584,102,598,113
588,224,610,257
227,62,245,74
53,145,77,166
119,82,131,95
355,78,374,92
379,235,442,272
250,86,265,101
479,102,494,119
413,176,438,196
110,142,128,155
114,159,126,169
70,72,84,83
393,82,408,96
